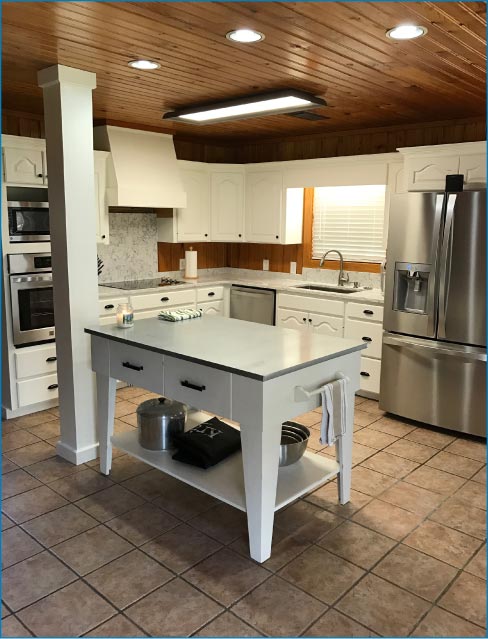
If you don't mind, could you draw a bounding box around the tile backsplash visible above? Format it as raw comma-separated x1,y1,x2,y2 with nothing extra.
97,213,159,283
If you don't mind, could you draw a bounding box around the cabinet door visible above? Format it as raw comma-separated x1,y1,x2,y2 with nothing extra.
276,308,308,331
3,147,45,185
94,153,109,245
177,167,210,242
211,171,244,241
198,300,224,316
459,154,486,186
406,155,460,191
309,312,344,337
245,171,283,243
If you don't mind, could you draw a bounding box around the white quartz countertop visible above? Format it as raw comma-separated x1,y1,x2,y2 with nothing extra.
85,316,366,381
98,275,384,305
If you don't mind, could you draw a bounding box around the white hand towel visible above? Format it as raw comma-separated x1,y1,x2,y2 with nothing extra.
320,378,347,446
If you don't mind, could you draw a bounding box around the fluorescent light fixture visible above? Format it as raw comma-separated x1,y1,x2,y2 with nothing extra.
386,25,427,40
226,29,264,43
128,59,160,70
163,89,327,124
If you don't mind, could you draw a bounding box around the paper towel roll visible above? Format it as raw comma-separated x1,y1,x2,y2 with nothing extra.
185,248,198,279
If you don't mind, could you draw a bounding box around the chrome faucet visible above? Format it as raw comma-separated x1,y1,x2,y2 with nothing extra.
319,249,350,287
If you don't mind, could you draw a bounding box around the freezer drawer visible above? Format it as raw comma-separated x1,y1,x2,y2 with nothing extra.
380,333,486,437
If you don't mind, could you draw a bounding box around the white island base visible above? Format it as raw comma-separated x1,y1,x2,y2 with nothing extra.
87,316,364,562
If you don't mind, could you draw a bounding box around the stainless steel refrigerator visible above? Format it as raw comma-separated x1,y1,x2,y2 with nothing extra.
380,189,486,437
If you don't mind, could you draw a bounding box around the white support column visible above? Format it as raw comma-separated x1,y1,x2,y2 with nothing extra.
38,65,99,465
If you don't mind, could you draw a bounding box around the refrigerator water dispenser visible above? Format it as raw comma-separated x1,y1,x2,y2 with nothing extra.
393,262,431,314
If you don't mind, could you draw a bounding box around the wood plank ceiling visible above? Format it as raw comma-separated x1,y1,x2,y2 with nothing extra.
2,2,486,141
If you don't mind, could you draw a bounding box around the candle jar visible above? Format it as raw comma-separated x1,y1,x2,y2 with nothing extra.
116,303,134,329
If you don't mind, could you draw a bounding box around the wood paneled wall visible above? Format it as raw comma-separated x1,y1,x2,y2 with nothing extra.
3,110,485,164
157,242,302,274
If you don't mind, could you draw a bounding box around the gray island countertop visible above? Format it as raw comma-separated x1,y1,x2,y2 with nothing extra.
85,316,366,381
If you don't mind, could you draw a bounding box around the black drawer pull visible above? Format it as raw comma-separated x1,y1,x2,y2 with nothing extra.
161,297,169,302
181,380,206,392
47,383,58,390
104,304,115,310
122,362,144,371
363,309,374,315
362,336,372,342
46,356,57,363
360,372,370,377
208,292,215,297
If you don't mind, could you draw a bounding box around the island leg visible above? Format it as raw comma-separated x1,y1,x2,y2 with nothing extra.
336,381,355,504
96,374,116,475
240,418,282,563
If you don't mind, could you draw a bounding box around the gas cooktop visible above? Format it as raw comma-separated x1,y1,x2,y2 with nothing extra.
101,277,186,290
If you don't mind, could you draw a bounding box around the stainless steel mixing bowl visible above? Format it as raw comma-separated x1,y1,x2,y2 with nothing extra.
279,422,310,467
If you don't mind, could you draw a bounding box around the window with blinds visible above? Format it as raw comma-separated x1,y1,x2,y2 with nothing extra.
312,185,387,263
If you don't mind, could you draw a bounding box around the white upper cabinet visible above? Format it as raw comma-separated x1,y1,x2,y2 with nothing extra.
94,151,109,245
210,169,245,242
176,163,211,242
3,145,47,185
245,170,283,243
399,142,486,191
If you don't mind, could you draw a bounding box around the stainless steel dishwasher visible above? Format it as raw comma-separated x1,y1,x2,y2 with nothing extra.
229,285,276,325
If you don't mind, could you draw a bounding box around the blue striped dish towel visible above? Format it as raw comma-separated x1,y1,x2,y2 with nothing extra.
158,308,203,322
320,378,348,446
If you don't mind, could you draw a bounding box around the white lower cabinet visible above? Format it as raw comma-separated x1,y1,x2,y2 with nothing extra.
15,343,57,379
17,374,58,407
309,312,344,337
198,300,224,316
344,304,383,396
358,357,381,395
276,308,308,331
344,318,383,359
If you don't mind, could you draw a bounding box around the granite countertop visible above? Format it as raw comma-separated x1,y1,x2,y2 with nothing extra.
85,316,366,381
98,274,384,305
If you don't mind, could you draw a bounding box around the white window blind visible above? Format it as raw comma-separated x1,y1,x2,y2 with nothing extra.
312,185,387,262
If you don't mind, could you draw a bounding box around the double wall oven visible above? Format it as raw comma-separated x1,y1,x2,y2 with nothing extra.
8,253,55,347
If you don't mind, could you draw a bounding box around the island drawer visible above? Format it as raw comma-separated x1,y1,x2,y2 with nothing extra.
164,356,231,417
344,318,383,359
99,296,129,316
109,341,164,394
17,373,58,407
278,293,344,317
197,286,224,302
130,289,195,312
346,302,384,323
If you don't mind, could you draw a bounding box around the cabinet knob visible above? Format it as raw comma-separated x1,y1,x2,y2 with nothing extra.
238,234,242,238
302,317,307,322
308,318,312,323
101,235,106,239
275,235,279,239
37,173,43,178
204,233,208,237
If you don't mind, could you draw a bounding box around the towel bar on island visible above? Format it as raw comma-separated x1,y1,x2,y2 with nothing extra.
294,372,350,401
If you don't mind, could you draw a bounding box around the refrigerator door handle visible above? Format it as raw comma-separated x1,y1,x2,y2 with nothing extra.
438,194,456,339
383,334,487,362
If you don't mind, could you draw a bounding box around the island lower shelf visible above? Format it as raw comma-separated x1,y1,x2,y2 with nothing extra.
111,430,340,513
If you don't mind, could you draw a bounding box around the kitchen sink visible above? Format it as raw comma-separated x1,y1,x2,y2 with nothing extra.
294,284,364,294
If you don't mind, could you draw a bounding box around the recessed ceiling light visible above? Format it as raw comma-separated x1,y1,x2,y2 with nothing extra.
128,59,160,70
386,25,427,40
163,89,326,124
226,29,265,43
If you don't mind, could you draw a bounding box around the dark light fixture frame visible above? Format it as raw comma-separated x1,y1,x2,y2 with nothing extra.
162,89,327,125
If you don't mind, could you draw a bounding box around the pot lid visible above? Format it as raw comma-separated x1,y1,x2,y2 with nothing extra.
136,397,187,418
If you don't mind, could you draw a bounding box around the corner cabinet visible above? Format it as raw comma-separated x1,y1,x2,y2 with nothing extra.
176,163,211,242
399,142,486,192
210,168,245,242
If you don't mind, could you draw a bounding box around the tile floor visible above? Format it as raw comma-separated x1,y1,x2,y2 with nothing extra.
1,389,486,637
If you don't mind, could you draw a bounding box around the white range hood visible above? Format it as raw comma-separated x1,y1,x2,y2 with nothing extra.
93,125,187,209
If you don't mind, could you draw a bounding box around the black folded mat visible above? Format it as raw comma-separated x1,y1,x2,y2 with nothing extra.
172,416,241,469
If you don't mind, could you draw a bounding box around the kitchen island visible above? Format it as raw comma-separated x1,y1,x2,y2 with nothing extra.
85,316,365,562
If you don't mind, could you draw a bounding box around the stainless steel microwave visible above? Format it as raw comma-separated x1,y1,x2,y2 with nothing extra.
8,200,50,243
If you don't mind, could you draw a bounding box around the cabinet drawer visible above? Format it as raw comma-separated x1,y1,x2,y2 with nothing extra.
196,286,224,302
109,341,164,394
130,289,195,312
359,356,381,395
278,293,344,317
345,318,383,359
17,374,58,407
346,302,384,323
99,296,129,316
164,356,231,417
198,300,224,316
15,344,57,379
